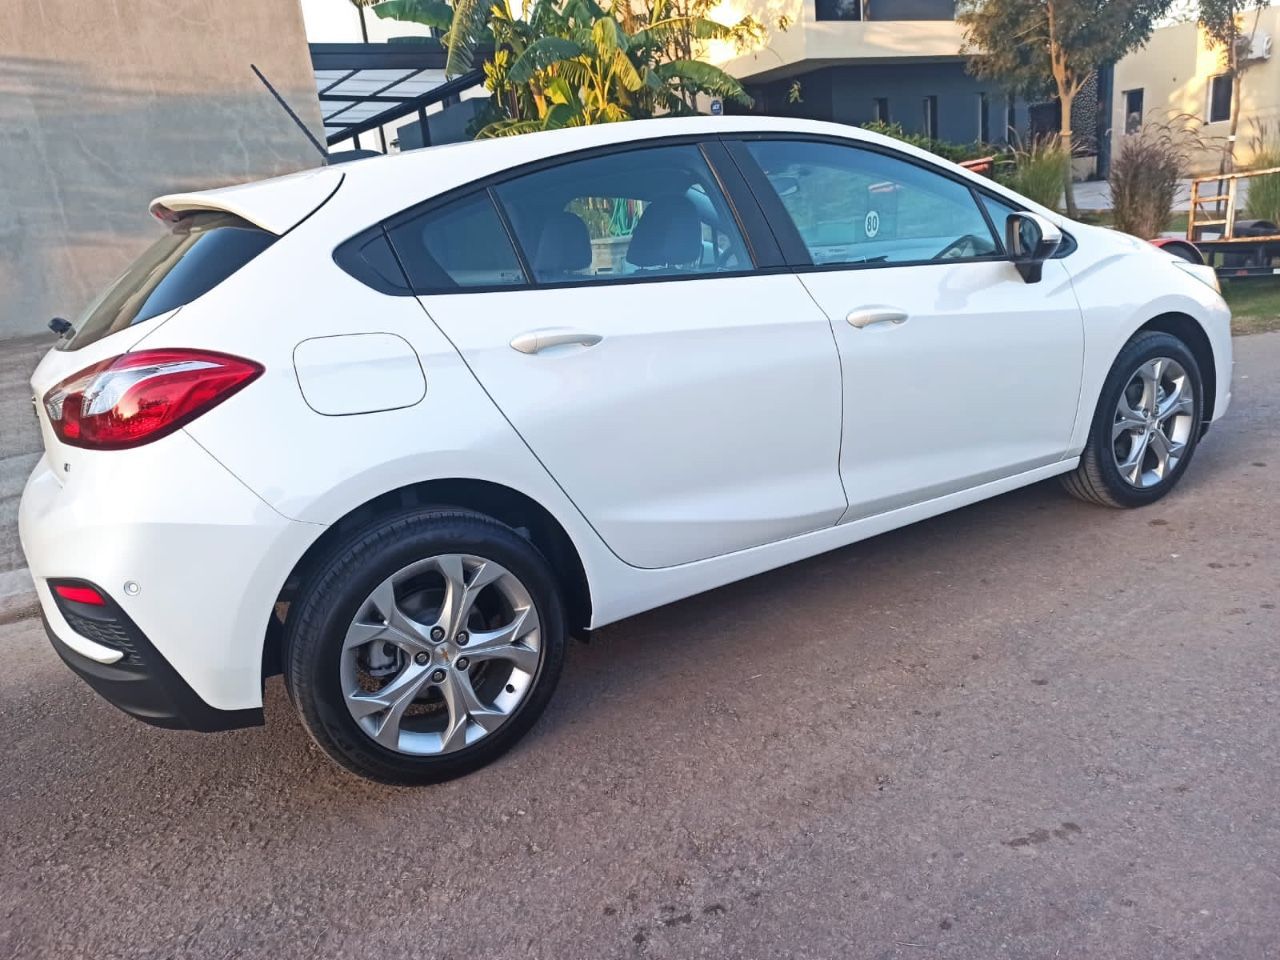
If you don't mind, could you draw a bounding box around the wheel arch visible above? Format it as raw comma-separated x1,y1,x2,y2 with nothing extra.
263,478,593,680
1135,312,1217,423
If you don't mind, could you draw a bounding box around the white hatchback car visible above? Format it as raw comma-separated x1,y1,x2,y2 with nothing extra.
20,116,1231,784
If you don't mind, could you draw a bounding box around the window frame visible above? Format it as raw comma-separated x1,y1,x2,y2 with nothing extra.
337,135,783,297
922,95,939,140
1207,73,1232,124
815,0,862,21
1123,88,1144,134
722,133,1030,274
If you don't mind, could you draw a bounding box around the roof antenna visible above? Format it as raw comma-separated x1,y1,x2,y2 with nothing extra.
250,63,330,163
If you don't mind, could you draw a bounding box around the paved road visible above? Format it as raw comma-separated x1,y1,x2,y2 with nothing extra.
3,335,1278,960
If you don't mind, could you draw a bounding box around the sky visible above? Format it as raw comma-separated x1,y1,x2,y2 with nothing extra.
300,0,434,43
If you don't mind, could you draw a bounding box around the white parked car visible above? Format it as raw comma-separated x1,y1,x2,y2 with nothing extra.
20,117,1231,784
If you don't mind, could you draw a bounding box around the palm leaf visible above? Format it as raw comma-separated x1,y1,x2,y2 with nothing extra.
477,117,549,138
610,49,644,92
591,16,627,58
562,0,607,26
509,36,586,84
443,0,493,77
630,17,737,50
653,59,752,106
372,0,454,29
554,59,594,91
543,102,579,128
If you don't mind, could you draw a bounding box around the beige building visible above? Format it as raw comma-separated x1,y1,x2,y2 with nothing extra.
1112,6,1280,174
704,0,1035,148
0,0,324,339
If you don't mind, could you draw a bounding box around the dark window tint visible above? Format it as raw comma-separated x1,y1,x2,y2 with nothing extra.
62,212,274,351
1208,74,1232,123
873,97,890,123
978,92,990,142
816,0,861,19
979,194,1019,248
387,192,526,292
745,140,999,266
492,144,750,284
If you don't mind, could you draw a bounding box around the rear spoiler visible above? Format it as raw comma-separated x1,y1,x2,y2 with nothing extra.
150,167,344,235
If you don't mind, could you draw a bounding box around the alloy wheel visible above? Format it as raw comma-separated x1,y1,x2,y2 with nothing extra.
339,554,542,755
1111,357,1195,489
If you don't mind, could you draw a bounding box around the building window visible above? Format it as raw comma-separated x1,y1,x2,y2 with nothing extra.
873,97,890,123
1005,93,1017,141
922,95,938,140
815,0,861,21
1208,73,1232,123
978,92,990,142
1123,88,1144,134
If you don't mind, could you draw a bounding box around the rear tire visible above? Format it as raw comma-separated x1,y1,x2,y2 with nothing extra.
283,507,567,785
1061,330,1203,508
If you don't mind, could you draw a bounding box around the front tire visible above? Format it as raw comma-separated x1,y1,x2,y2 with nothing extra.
283,508,567,785
1062,330,1203,508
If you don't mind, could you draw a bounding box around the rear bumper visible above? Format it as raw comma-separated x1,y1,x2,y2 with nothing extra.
41,586,262,731
19,430,322,715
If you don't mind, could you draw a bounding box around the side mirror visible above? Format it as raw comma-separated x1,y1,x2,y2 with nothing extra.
1005,212,1063,283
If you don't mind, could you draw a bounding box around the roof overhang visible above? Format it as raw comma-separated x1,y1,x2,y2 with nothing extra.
713,19,966,84
310,42,486,146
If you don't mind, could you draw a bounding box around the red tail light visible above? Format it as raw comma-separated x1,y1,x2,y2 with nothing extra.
43,349,263,450
53,584,107,606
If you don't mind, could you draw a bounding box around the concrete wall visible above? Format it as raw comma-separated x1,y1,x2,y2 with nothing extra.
829,62,1023,143
1112,10,1280,175
0,0,325,339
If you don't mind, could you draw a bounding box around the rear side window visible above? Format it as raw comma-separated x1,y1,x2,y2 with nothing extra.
62,212,275,351
492,144,750,283
386,192,527,292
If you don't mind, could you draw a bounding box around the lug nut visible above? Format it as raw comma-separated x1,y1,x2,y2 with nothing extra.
414,652,429,665
431,669,446,683
430,626,445,642
456,657,470,670
456,631,469,646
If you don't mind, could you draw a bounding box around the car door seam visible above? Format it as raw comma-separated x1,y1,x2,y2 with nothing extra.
405,295,642,570
793,272,851,520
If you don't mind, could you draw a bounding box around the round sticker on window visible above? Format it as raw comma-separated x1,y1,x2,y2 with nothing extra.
864,210,881,239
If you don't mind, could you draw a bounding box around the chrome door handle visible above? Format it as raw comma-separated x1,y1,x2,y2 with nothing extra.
847,307,909,329
509,328,604,355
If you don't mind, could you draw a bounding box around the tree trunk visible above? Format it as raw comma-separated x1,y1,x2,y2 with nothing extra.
1059,89,1077,218
1045,4,1077,218
1219,56,1244,178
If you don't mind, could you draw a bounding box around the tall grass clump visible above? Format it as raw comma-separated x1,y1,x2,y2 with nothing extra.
999,135,1069,211
1109,119,1200,238
1245,123,1280,224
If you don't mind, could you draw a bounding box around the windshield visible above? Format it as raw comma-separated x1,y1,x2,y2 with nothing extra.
60,212,275,351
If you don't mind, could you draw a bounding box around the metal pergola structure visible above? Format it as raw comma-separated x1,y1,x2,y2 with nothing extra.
310,42,486,152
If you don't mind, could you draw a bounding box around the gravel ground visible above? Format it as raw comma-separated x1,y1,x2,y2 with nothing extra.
1,334,1277,960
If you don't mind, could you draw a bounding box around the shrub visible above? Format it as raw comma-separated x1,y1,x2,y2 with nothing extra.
1109,117,1202,239
998,135,1069,211
860,120,990,165
1245,124,1280,224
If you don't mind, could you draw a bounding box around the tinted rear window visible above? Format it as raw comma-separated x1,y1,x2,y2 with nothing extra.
61,212,275,350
